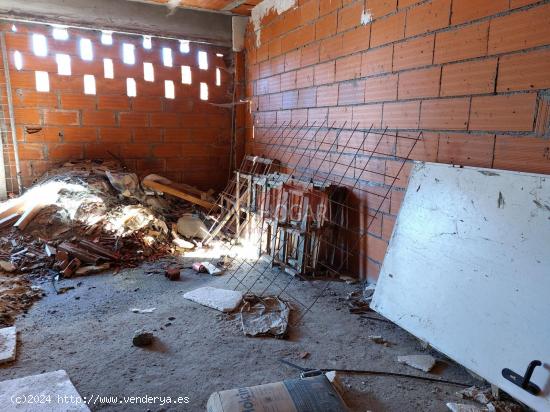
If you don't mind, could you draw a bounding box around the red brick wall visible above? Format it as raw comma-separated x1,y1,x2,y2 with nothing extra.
0,22,233,193
244,0,550,281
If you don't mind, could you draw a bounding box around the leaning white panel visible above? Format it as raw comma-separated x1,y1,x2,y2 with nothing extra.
371,162,550,411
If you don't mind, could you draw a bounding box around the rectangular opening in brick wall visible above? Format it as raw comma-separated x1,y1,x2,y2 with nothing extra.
1,20,234,193
101,31,113,45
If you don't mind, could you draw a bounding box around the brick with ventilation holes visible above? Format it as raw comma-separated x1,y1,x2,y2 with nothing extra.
43,110,79,126
393,35,434,71
335,54,362,82
315,12,338,40
314,61,335,85
316,84,339,106
365,73,398,103
434,21,488,64
383,101,420,129
440,58,497,97
367,0,398,18
48,144,83,160
420,98,470,130
361,45,393,76
352,104,383,129
337,2,363,33
437,133,495,167
14,108,41,125
370,12,405,47
497,49,550,92
488,3,550,55
405,0,451,37
99,128,132,143
338,80,366,105
398,67,441,100
469,93,537,132
119,112,149,128
451,0,508,25
493,135,550,174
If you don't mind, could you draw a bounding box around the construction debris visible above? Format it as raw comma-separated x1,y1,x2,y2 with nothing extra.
165,265,181,281
456,386,495,404
0,275,41,327
61,257,81,278
192,261,223,275
453,386,524,412
176,213,209,240
201,261,223,275
143,175,217,210
132,330,154,347
369,335,391,346
131,307,156,314
0,160,221,325
0,326,16,364
183,287,243,312
347,290,372,314
75,263,110,276
447,401,523,412
397,354,437,372
0,260,15,272
447,403,487,412
240,295,290,337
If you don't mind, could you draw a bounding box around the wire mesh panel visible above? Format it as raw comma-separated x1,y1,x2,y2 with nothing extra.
202,120,421,324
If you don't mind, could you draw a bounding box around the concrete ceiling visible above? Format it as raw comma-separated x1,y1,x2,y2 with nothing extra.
137,0,262,15
0,0,237,46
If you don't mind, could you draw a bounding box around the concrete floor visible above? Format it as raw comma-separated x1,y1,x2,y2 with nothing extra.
0,258,479,411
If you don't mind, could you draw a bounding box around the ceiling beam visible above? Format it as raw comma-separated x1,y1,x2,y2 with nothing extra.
222,0,248,11
0,0,233,46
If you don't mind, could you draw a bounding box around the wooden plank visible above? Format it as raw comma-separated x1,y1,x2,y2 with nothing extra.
372,162,550,411
236,171,241,239
0,212,20,229
76,239,119,260
142,180,217,210
0,197,27,220
14,203,44,231
58,242,102,264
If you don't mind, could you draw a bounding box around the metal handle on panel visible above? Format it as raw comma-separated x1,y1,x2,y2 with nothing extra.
502,360,542,396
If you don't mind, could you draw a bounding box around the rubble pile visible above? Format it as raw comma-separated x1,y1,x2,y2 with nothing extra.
0,160,210,326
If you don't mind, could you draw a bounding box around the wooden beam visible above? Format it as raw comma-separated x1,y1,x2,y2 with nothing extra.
142,180,218,210
14,203,44,231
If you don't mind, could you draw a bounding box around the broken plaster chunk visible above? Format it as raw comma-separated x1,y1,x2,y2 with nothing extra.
201,262,223,275
486,401,523,412
447,402,487,412
131,307,156,314
0,260,16,272
0,326,16,364
369,335,390,346
456,386,494,405
75,263,110,276
397,354,437,372
183,287,243,312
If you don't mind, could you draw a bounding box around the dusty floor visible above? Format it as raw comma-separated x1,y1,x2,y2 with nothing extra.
0,257,479,411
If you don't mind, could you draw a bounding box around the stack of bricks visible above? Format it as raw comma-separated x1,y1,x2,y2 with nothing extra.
244,0,550,281
0,21,233,193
